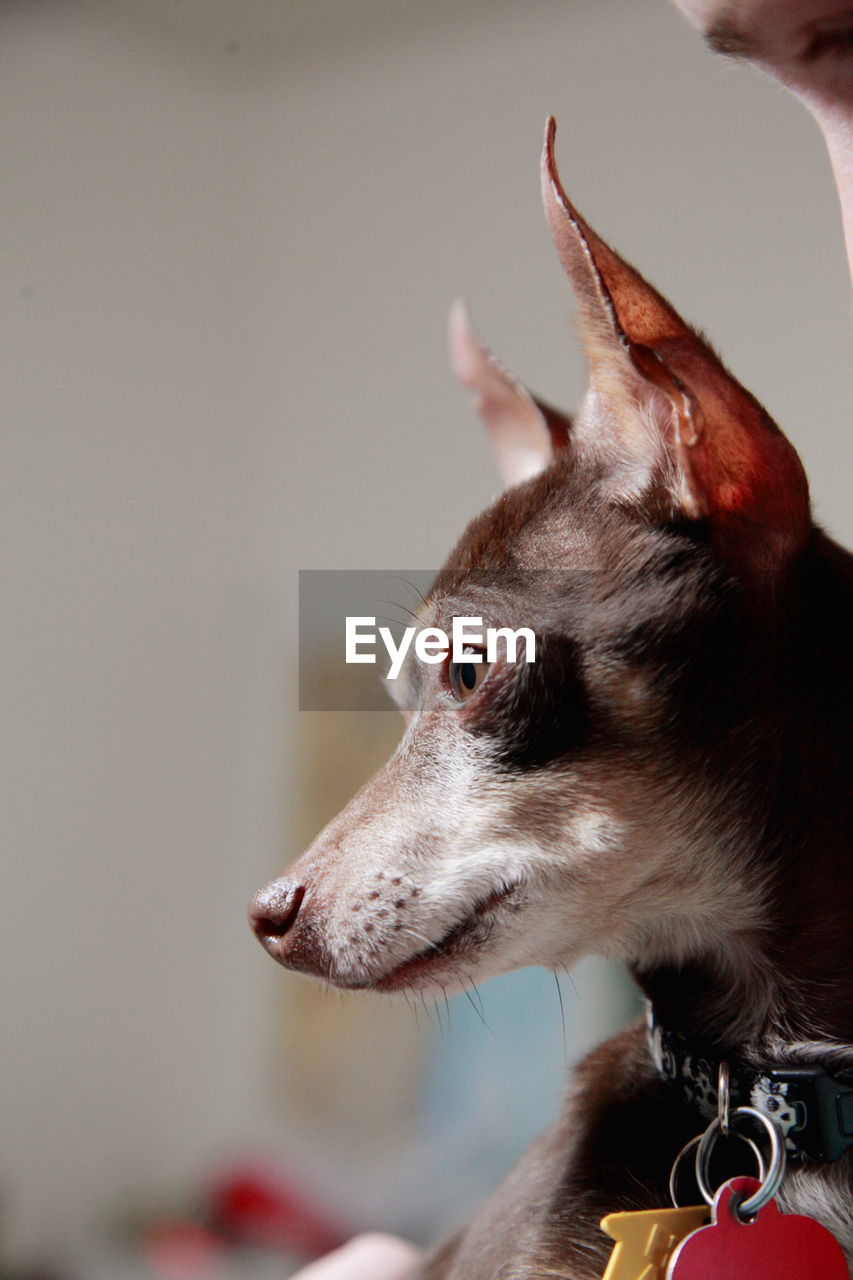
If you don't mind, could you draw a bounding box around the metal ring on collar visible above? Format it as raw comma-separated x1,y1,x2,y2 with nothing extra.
717,1061,731,1136
696,1105,786,1219
669,1130,766,1209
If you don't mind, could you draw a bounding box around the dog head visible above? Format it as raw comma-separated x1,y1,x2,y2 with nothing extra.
249,120,811,1005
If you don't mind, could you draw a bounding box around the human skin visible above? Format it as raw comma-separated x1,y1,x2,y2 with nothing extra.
671,0,853,286
286,5,851,1279
289,1233,422,1280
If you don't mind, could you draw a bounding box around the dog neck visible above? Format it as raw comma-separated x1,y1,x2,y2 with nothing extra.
634,531,853,1054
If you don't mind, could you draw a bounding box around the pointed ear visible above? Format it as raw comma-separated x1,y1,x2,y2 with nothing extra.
541,118,810,575
449,299,572,489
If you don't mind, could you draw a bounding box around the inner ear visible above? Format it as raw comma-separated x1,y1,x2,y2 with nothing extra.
449,300,572,490
541,118,810,575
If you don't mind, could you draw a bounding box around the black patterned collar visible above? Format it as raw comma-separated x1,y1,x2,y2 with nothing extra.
647,1008,853,1163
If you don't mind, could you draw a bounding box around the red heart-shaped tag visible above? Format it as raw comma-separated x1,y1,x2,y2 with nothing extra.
667,1177,848,1280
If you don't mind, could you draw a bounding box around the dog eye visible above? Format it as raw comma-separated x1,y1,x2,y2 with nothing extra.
448,648,491,702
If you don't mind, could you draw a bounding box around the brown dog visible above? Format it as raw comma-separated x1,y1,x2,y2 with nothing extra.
250,119,853,1278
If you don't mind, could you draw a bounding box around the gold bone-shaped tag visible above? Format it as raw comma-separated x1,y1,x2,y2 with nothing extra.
600,1205,709,1280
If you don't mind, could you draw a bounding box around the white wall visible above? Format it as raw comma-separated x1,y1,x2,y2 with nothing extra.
1,0,849,1267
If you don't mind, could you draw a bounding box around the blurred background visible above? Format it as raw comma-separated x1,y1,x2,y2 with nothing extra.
2,0,850,1276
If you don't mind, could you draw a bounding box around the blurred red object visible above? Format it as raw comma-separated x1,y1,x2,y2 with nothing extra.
141,1218,225,1280
208,1162,348,1259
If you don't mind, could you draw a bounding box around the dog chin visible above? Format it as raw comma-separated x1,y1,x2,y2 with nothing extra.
373,921,587,998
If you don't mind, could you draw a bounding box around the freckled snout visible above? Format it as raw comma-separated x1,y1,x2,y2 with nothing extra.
248,876,306,961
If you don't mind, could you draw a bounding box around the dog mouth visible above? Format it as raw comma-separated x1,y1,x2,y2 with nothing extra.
373,880,522,992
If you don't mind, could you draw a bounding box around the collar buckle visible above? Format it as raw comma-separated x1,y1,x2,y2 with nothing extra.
766,1065,853,1162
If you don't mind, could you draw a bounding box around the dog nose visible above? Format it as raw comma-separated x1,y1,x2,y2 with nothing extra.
248,878,306,951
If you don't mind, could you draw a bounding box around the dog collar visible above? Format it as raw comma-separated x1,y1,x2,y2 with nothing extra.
647,1010,853,1163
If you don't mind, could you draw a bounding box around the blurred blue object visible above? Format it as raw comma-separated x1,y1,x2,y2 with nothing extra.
390,960,640,1239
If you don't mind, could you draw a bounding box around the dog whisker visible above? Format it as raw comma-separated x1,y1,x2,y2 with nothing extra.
401,926,446,957
386,574,430,612
553,970,568,1064
462,982,496,1038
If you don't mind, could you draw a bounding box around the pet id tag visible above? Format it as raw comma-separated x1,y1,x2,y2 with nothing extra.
599,1204,708,1280
666,1176,848,1280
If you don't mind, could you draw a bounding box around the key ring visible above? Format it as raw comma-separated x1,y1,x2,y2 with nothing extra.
717,1061,731,1137
669,1130,766,1208
696,1105,786,1219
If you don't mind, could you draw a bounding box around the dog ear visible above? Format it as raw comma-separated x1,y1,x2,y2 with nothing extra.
449,299,572,488
542,118,810,575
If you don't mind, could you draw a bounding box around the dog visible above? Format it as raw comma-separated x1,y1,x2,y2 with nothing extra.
249,118,853,1278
